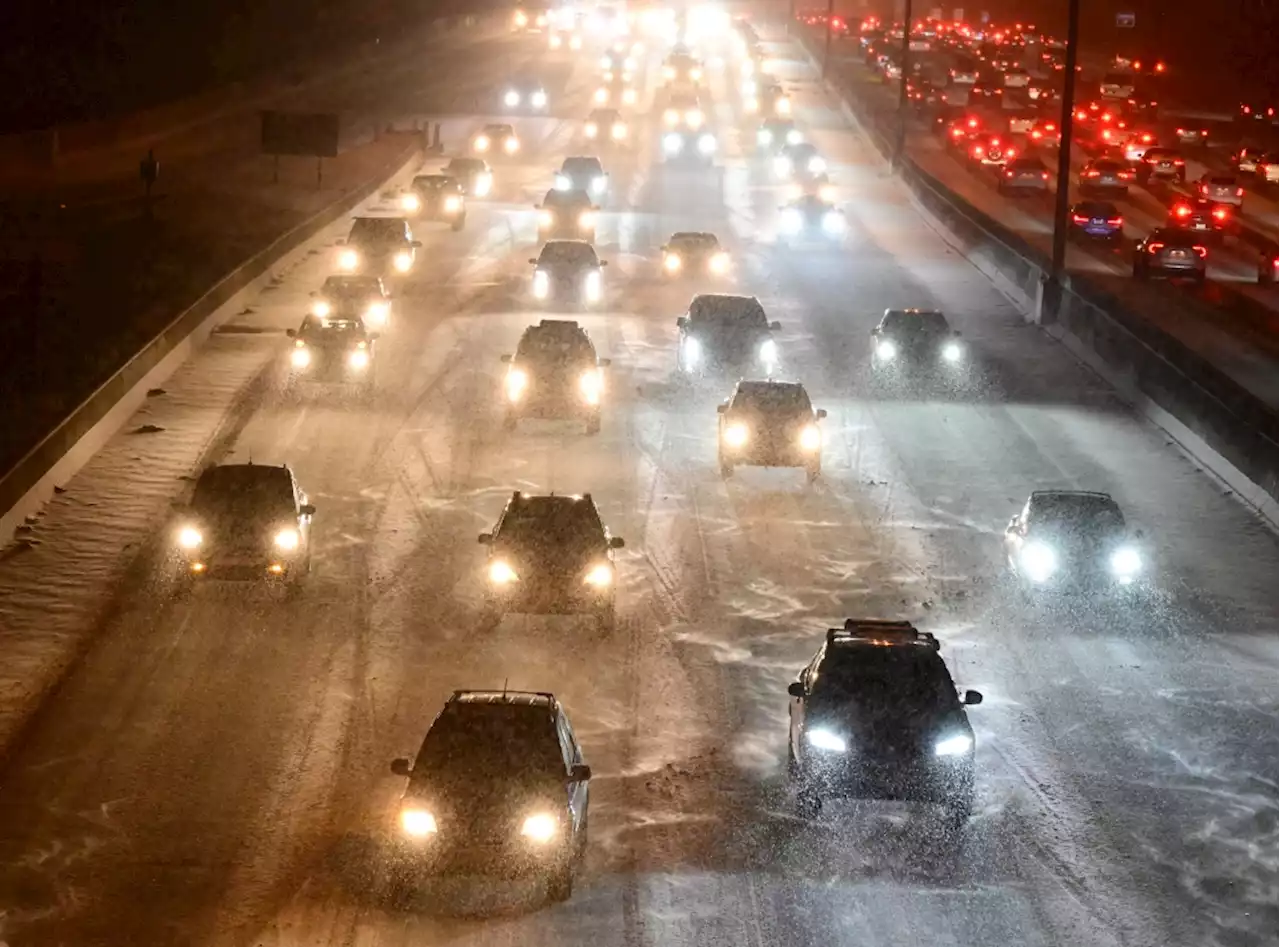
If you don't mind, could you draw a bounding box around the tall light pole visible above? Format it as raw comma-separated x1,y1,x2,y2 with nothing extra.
892,0,915,168
821,0,836,79
1049,0,1082,293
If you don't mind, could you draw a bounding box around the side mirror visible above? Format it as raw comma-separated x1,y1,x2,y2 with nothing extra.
569,763,592,782
787,682,806,698
390,757,412,776
716,403,727,414
410,240,423,248
770,321,781,331
609,536,625,549
599,357,612,367
963,690,983,706
300,504,316,516
816,408,827,419
478,532,492,545
500,353,512,363
528,258,539,265
286,328,296,338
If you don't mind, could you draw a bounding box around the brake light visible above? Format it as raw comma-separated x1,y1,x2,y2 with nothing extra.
1176,128,1185,135
1071,214,1088,224
1041,171,1049,179
1212,207,1228,220
1174,158,1185,165
1147,242,1163,253
1045,123,1056,132
1236,187,1244,196
1084,170,1099,177
1107,217,1123,226
1192,246,1207,257
1006,147,1017,157
1174,205,1191,217
1102,130,1112,141
972,145,983,156
1141,134,1153,143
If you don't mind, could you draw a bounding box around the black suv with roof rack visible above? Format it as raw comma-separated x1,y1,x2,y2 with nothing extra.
500,320,611,434
478,492,625,632
786,619,982,829
390,688,592,901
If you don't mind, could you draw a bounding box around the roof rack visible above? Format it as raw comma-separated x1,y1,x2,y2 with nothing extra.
826,619,939,650
1030,489,1113,500
450,689,556,706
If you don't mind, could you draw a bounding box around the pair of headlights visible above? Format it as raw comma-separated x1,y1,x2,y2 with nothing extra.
1018,541,1143,584
177,526,300,551
505,367,602,402
337,249,412,273
780,209,844,236
664,251,730,274
399,194,461,214
488,559,613,587
722,422,820,451
874,339,963,362
663,132,717,155
807,728,972,757
401,807,559,844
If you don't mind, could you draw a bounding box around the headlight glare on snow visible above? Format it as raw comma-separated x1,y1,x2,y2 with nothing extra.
723,422,749,448
1020,541,1057,583
177,526,203,549
521,812,559,843
935,734,973,757
400,807,438,837
393,251,412,273
943,341,963,362
506,368,529,399
488,560,519,584
806,728,847,753
759,339,778,365
876,340,897,360
274,528,300,551
583,562,613,587
799,425,821,451
1110,546,1142,580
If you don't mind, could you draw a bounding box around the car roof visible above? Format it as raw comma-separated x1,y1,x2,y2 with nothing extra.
1029,489,1116,505
449,689,557,709
693,292,757,305
562,155,603,166
196,462,292,489
824,619,941,652
670,231,718,241
735,379,807,396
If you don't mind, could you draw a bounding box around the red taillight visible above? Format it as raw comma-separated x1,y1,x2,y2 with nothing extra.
972,145,983,156
1071,214,1088,223
1236,187,1244,196
1107,217,1123,226
1212,208,1228,220
1084,170,1100,177
1006,147,1017,156
1148,242,1164,253
1041,171,1049,179
1102,130,1113,141
1046,123,1056,132
1176,127,1185,135
1174,206,1192,217
1193,246,1207,257
1141,134,1153,143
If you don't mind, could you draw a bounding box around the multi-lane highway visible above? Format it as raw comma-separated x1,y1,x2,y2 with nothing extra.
809,26,1279,410
0,16,1274,947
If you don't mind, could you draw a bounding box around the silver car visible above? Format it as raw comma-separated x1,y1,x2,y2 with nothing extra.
1258,153,1280,185
1196,174,1244,208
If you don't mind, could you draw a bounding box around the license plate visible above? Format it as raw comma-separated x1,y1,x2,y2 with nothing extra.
1170,250,1188,259
1193,223,1207,230
1158,162,1172,169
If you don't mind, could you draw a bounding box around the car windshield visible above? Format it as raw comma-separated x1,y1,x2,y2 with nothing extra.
689,296,768,328
498,498,606,550
733,383,812,415
538,242,597,266
1031,494,1125,536
882,311,950,335
348,218,406,243
413,176,454,191
484,124,514,136
517,329,594,364
322,277,378,299
562,158,603,176
301,314,364,336
670,233,718,251
814,651,957,713
414,708,564,780
192,467,294,518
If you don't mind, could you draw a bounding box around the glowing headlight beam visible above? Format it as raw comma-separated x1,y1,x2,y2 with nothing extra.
806,729,847,753
935,734,973,757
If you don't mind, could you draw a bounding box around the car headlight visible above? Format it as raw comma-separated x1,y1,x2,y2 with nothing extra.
663,133,683,154
475,173,493,197
365,302,389,325
555,174,570,191
687,109,704,127
531,270,549,299
709,251,729,274
822,211,844,234
875,340,897,360
592,176,607,193
520,812,559,844
274,528,300,551
584,269,602,301
177,526,203,549
776,97,791,114
310,299,331,318
504,90,520,107
808,156,826,173
806,728,847,753
623,88,637,104
488,559,519,584
799,425,821,451
532,91,548,108
786,182,803,201
585,122,598,138
757,129,773,145
393,251,412,272
664,65,676,79
664,108,679,125
580,368,603,402
664,252,682,272
697,133,716,154
290,345,311,368
690,67,703,81
400,807,438,837
942,341,962,362
612,122,627,139
538,209,554,229
683,336,700,364
759,339,778,364
474,135,490,152
549,34,561,47
348,348,370,369
583,562,613,586
819,184,836,202
504,137,520,153
1110,545,1142,579
723,422,749,447
780,209,802,234
578,210,597,230
1019,540,1057,583
935,734,973,757
595,87,609,103
787,129,803,144
443,195,461,213
506,367,529,398
338,248,359,270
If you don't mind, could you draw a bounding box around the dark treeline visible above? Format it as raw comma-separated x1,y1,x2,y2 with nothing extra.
0,0,479,131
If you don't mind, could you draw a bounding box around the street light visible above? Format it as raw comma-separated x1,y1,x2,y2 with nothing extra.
1047,0,1083,321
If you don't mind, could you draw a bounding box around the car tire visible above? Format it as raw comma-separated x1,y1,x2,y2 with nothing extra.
585,413,601,436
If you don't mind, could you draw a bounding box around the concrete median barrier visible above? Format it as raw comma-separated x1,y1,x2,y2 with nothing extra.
792,26,1278,523
0,138,425,541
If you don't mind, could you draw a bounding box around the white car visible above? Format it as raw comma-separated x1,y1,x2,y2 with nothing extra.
1258,153,1280,185
1196,173,1244,208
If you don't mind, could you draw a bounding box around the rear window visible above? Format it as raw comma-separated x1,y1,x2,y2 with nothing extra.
1074,202,1117,217
1152,229,1201,246
1206,176,1237,186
